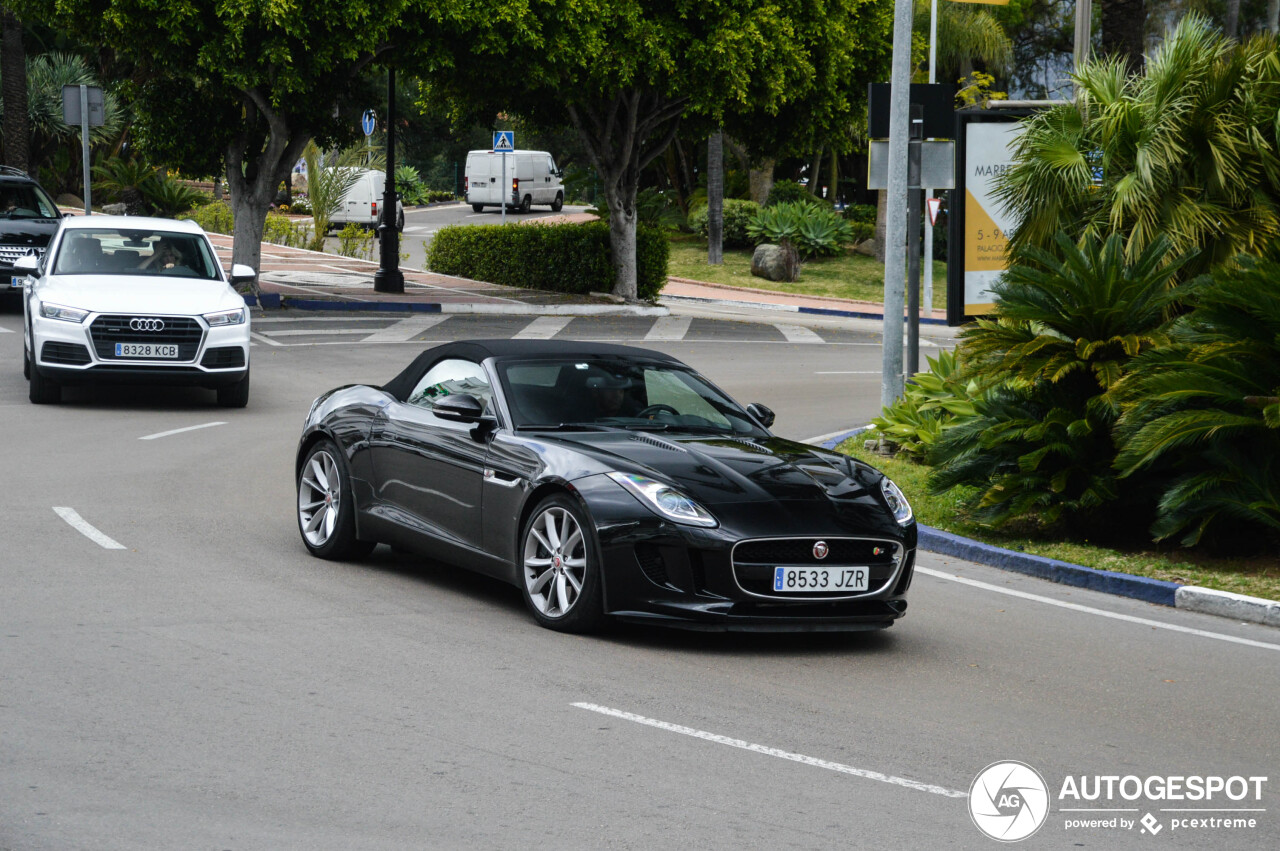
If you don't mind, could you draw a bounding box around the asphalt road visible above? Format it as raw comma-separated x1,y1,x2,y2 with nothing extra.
1,304,1276,850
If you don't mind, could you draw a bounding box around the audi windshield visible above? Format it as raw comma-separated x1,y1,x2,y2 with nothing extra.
52,229,222,280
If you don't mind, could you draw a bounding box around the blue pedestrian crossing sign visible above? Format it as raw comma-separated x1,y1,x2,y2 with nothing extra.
493,131,515,152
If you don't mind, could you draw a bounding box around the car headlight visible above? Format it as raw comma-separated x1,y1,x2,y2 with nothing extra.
39,302,89,323
607,472,718,528
880,477,913,525
203,307,246,327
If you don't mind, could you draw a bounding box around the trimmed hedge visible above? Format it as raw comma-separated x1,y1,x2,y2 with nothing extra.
426,221,669,301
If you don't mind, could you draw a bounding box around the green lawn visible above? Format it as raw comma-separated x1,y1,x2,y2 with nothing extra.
667,233,948,310
839,440,1280,602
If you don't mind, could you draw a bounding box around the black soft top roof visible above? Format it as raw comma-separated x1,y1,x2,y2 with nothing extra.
381,338,680,402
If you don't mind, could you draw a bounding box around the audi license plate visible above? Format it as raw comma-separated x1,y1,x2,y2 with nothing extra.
115,343,178,359
773,566,869,593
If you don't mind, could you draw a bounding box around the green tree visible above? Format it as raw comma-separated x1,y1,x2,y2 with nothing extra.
427,0,874,301
997,16,1280,278
2,5,28,171
1112,254,1280,546
22,1,486,279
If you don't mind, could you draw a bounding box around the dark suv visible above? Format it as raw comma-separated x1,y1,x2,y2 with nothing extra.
0,167,63,297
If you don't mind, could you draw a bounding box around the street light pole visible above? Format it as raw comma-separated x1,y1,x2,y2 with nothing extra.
373,67,404,294
881,0,915,408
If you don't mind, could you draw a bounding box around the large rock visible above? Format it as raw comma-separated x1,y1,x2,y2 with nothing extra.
853,238,876,257
56,193,83,208
751,243,797,282
102,203,127,216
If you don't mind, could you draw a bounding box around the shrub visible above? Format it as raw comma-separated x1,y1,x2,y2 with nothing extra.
289,193,313,216
427,221,668,301
748,201,853,258
848,221,874,244
867,350,979,461
336,222,375,258
842,203,876,224
142,174,206,216
179,201,234,235
765,181,832,209
264,210,309,248
688,198,759,248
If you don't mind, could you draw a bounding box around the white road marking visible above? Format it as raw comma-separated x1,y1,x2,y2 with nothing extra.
773,323,825,344
260,328,374,337
814,371,881,374
0,325,12,333
514,316,573,339
250,332,283,347
917,567,1280,652
139,421,227,441
573,703,965,798
362,314,449,342
52,507,126,550
253,316,391,323
644,316,692,341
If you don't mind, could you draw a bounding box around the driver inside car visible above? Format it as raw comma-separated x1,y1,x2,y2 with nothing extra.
586,374,639,418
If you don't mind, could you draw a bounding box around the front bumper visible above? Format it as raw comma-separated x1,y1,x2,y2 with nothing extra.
575,476,917,632
31,309,250,389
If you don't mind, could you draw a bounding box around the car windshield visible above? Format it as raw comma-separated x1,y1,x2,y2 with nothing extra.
498,357,766,435
0,183,59,219
52,228,222,279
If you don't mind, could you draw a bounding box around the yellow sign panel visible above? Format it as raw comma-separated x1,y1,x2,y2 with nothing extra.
963,122,1022,315
949,0,1012,5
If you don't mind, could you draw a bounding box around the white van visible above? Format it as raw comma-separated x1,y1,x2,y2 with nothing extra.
328,169,404,231
465,150,564,213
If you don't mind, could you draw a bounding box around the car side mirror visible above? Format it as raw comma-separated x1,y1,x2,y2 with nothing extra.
434,393,488,423
746,403,775,428
229,264,256,286
13,255,39,273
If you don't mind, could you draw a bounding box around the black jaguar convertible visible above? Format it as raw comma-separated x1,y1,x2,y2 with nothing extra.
295,340,917,633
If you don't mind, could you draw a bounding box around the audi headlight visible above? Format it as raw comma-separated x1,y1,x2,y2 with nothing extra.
39,302,89,323
203,307,246,327
880,477,914,525
607,472,718,528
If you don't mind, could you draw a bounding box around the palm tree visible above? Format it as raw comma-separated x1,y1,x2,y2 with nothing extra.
928,233,1184,532
924,0,1013,81
1112,254,1280,545
997,16,1280,280
301,140,385,250
1,6,28,172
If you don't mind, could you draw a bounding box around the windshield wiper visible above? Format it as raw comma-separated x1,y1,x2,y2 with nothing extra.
515,422,610,432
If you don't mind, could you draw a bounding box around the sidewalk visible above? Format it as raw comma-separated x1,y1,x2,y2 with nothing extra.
663,277,950,325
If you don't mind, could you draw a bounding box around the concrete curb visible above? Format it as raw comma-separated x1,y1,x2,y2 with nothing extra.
813,426,1279,625
243,294,667,316
660,292,950,326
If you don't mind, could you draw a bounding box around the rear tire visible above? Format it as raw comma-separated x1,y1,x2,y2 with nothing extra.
519,194,532,213
396,210,405,232
472,203,484,213
28,360,60,404
550,192,563,212
216,369,250,408
297,439,376,560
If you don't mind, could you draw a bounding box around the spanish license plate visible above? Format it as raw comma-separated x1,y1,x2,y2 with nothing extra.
10,275,23,288
115,343,179,359
773,566,869,593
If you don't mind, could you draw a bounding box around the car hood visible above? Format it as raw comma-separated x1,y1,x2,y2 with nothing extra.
38,275,243,315
0,219,59,244
560,431,889,508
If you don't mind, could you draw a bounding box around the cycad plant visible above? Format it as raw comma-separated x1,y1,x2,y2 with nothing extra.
997,16,1280,279
1111,255,1280,546
928,233,1185,532
92,157,158,215
869,349,979,461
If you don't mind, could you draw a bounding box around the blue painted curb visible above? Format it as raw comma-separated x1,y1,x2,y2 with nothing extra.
798,304,950,326
816,425,1182,608
916,525,1181,607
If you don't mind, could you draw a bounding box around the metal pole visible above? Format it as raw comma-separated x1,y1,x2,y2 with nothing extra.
881,0,915,408
923,0,938,321
708,130,723,265
373,68,404,294
80,85,90,216
1074,0,1092,92
907,106,922,377
501,151,507,226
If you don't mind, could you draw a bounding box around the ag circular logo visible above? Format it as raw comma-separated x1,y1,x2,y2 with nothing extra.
969,760,1050,842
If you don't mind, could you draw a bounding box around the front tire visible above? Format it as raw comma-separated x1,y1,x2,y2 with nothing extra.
297,439,375,560
23,344,30,379
550,192,563,212
216,369,250,408
520,494,604,633
396,210,405,232
28,360,60,404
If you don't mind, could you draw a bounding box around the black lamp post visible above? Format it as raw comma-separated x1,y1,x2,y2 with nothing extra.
373,66,404,293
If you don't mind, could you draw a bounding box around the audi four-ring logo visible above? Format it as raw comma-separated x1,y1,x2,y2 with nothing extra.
130,318,165,332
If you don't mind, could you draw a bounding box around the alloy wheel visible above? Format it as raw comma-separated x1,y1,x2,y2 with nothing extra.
299,450,342,547
523,506,586,618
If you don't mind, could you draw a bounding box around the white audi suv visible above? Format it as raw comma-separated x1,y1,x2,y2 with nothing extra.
17,216,255,406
